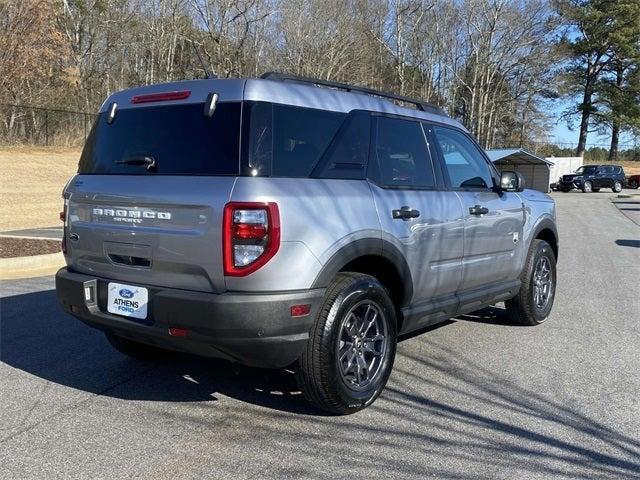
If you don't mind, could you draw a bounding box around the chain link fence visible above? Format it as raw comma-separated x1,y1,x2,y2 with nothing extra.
1,103,97,147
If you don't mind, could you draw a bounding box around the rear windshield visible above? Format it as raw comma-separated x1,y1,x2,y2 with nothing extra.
78,102,241,175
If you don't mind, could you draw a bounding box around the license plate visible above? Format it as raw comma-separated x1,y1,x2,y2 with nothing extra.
107,282,148,320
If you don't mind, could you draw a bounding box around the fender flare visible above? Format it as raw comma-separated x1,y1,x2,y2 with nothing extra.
311,238,413,307
531,217,559,259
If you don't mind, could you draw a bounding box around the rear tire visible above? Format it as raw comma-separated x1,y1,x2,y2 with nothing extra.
629,179,638,189
581,181,592,193
105,332,170,360
505,239,556,326
612,181,622,193
296,273,397,414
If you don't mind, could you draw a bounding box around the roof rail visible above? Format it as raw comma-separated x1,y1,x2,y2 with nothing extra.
260,72,445,115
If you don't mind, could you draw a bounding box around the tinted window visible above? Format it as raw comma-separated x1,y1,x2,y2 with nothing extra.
433,127,494,189
313,110,370,179
371,116,435,188
79,103,240,175
244,102,346,177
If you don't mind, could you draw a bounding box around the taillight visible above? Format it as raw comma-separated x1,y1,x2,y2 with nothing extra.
223,202,280,276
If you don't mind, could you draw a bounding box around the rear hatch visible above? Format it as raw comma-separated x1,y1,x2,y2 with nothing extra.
64,82,243,293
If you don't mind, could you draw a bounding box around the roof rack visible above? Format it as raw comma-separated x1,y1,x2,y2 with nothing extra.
260,72,445,115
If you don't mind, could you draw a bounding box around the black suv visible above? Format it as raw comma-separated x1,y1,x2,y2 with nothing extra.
557,164,626,193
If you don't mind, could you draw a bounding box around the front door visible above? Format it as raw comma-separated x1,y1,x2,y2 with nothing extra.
429,125,525,293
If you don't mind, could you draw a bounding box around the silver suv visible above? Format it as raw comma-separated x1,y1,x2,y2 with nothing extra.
56,73,558,414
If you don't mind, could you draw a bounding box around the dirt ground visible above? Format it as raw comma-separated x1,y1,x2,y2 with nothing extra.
0,146,79,231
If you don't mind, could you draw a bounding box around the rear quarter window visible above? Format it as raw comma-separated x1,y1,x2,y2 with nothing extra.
79,102,241,175
243,102,346,177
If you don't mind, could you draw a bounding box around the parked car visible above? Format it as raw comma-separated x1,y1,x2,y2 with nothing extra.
627,174,640,189
557,164,626,193
55,73,559,414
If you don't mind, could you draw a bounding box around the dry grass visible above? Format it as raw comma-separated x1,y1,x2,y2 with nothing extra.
620,161,640,176
0,146,79,231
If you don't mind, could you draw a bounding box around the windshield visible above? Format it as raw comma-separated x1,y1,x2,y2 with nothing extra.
79,102,241,175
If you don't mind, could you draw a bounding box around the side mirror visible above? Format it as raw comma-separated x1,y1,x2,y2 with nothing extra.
500,171,525,192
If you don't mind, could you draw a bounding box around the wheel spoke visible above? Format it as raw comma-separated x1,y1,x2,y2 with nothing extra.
337,300,389,390
357,355,368,380
344,314,358,338
363,342,382,356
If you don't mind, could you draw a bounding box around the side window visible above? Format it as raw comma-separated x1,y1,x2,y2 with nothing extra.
243,102,346,177
432,126,495,189
313,110,370,179
272,105,345,177
370,116,435,188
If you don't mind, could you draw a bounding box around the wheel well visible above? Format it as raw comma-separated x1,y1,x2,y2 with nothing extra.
339,255,407,329
536,228,558,260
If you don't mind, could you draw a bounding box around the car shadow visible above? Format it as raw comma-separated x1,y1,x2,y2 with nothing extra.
454,305,526,326
0,288,325,415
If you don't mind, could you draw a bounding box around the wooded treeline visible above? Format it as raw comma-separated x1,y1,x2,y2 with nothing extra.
1,0,638,158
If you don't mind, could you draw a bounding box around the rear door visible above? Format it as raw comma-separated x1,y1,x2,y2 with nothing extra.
368,115,464,309
429,126,525,293
65,98,243,293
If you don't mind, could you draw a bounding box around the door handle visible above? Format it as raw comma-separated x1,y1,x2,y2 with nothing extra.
469,205,489,216
392,206,420,220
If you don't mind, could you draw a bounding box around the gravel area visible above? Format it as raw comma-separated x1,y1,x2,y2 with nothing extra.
0,237,61,258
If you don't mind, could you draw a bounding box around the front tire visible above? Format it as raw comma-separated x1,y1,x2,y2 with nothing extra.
581,181,592,193
505,239,557,326
296,273,397,414
612,181,623,193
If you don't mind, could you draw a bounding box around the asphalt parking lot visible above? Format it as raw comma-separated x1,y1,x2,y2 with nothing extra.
1,192,639,479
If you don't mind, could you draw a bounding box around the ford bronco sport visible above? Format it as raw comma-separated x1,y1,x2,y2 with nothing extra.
56,73,558,414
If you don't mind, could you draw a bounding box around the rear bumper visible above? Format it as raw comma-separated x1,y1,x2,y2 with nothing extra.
55,268,324,368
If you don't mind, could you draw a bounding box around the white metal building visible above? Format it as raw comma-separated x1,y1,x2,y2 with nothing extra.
546,156,584,186
486,148,553,193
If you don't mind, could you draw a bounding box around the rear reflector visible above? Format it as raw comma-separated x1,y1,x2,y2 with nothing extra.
168,327,188,337
131,91,191,104
290,304,311,317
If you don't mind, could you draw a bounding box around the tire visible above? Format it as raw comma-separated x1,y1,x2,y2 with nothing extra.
505,239,557,326
296,272,397,414
105,332,170,360
629,179,638,189
581,181,592,193
612,181,622,193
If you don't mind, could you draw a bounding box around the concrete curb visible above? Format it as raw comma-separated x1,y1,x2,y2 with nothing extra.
0,252,65,280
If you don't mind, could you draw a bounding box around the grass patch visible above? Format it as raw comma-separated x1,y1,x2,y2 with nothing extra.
0,146,79,230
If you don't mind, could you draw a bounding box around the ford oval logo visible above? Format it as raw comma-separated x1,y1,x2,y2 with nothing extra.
119,288,134,299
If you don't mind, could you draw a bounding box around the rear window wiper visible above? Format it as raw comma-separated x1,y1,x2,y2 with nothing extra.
115,155,156,172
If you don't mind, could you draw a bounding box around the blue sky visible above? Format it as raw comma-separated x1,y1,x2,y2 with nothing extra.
549,99,637,149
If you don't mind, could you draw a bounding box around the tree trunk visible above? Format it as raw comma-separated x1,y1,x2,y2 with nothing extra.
608,66,624,162
576,73,594,157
